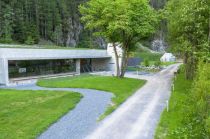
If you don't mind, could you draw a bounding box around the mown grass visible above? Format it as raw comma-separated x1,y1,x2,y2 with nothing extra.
37,75,146,118
155,69,193,139
161,62,177,66
134,51,161,61
0,89,81,139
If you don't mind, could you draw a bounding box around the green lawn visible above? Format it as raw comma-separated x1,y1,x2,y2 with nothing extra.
37,75,146,118
155,69,193,139
0,89,81,139
161,62,177,66
134,51,161,61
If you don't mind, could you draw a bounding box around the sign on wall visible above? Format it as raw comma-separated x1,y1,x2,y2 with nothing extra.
19,68,27,73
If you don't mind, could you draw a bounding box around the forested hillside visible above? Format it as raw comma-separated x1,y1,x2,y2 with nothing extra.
0,0,106,48
0,0,168,49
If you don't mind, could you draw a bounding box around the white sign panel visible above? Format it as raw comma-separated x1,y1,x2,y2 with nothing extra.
19,68,26,73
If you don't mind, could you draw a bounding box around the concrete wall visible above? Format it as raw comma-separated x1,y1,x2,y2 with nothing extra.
107,43,123,75
0,59,8,85
92,58,110,71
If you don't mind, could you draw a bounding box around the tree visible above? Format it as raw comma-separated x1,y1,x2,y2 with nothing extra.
80,0,158,77
165,0,209,79
0,0,92,47
1,5,14,43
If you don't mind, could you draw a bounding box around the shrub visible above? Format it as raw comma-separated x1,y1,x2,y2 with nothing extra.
144,59,150,67
176,61,210,138
154,61,161,67
25,36,35,45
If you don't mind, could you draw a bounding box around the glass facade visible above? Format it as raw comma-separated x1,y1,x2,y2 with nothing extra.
8,59,76,78
80,59,92,73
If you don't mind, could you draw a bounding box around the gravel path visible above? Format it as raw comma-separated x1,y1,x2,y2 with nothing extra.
1,84,113,139
85,64,180,139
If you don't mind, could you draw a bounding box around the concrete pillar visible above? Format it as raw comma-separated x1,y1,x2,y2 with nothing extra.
0,58,9,85
76,59,81,74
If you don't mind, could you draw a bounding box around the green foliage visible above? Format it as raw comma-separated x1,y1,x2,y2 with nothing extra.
133,44,162,61
0,4,13,43
0,89,81,139
161,61,176,66
25,36,35,45
52,25,62,46
80,0,158,76
144,59,150,67
37,75,146,118
165,0,209,79
186,61,210,138
77,30,98,48
166,0,209,52
0,0,91,47
80,0,158,45
156,64,210,139
154,61,161,67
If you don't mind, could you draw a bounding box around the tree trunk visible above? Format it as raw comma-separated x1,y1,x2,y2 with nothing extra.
183,52,188,64
113,43,120,77
208,16,210,42
120,44,129,78
120,51,129,77
185,52,195,80
35,0,39,32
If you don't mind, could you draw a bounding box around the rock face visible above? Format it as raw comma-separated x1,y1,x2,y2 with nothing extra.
66,15,107,48
150,0,168,52
67,0,168,49
66,17,83,47
64,0,106,48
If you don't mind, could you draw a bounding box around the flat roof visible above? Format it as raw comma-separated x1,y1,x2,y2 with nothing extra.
0,48,111,60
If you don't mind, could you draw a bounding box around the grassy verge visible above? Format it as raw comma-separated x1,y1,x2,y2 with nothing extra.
161,62,177,66
0,89,81,139
155,68,193,139
134,51,161,62
156,63,210,138
37,75,146,118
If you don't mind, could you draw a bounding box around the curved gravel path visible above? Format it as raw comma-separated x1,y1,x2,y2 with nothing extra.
85,64,180,139
2,84,113,139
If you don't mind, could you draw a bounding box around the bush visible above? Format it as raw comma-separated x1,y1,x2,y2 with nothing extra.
173,61,210,139
144,59,150,67
25,36,35,45
154,61,161,67
189,61,210,138
155,63,210,139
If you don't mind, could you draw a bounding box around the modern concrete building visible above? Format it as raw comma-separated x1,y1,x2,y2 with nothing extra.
0,46,121,85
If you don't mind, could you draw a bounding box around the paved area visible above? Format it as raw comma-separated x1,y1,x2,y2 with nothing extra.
85,64,180,139
1,85,113,139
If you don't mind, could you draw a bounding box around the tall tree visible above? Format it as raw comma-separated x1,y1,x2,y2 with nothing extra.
165,0,209,79
0,0,92,47
80,0,158,77
1,4,14,43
